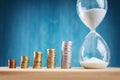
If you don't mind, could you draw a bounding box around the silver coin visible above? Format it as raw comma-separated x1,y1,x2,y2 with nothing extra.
62,53,72,55
62,51,72,54
62,42,72,45
61,65,71,67
62,57,72,60
62,63,71,66
62,58,71,63
61,41,72,69
62,45,72,48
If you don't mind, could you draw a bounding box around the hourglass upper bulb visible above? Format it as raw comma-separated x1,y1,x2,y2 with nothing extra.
79,9,107,31
77,0,107,31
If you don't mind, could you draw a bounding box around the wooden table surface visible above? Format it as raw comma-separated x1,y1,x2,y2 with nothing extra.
0,67,120,80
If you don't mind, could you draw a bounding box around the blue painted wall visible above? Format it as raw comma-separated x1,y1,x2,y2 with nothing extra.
0,0,120,67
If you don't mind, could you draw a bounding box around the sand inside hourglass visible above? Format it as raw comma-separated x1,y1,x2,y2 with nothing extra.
80,57,109,69
79,8,107,30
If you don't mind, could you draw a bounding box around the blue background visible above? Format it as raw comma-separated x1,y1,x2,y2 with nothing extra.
0,0,120,67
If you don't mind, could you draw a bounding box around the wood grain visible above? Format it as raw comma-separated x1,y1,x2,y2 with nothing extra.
0,67,120,80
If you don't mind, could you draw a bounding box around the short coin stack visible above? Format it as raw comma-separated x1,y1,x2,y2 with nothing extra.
47,49,56,69
61,41,72,69
8,60,16,68
33,52,42,69
20,56,29,68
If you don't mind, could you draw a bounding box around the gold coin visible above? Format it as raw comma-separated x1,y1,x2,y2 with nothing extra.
47,55,56,58
33,62,41,63
48,53,56,56
47,49,56,51
34,57,42,60
21,62,29,63
47,63,56,65
21,56,29,61
34,60,42,62
34,63,41,65
34,56,42,58
47,60,56,62
21,64,28,66
33,64,41,65
33,66,42,69
47,65,56,68
47,61,56,63
47,49,56,69
47,57,56,59
21,65,28,68
33,64,42,66
21,61,29,63
34,52,42,56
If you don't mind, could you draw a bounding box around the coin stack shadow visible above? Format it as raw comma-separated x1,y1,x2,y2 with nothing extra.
61,41,72,69
33,52,42,69
20,56,29,68
47,49,56,69
8,60,16,68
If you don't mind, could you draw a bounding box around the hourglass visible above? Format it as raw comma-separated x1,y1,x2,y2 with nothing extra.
77,0,110,69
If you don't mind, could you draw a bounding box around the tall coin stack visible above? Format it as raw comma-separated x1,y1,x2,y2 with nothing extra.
20,56,29,68
61,41,72,69
33,52,42,69
8,60,16,68
47,49,56,69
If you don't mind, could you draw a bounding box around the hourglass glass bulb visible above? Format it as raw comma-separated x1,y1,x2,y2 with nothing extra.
79,8,107,31
79,31,110,69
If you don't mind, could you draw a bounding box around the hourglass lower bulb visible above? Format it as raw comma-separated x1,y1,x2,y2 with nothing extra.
77,0,110,69
80,31,110,69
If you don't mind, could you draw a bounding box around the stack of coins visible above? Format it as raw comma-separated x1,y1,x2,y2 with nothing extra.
33,52,42,69
8,60,16,68
20,56,29,68
61,41,72,69
47,49,56,69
